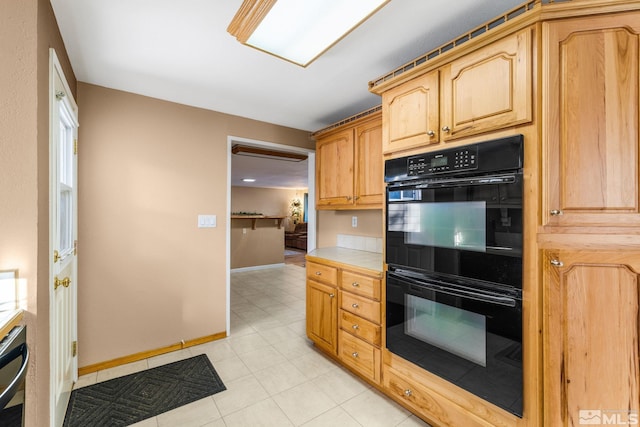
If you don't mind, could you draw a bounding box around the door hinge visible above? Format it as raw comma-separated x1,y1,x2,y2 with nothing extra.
72,341,77,357
53,250,60,263
74,240,78,256
74,139,78,155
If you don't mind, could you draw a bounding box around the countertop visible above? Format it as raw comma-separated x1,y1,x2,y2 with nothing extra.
306,247,383,273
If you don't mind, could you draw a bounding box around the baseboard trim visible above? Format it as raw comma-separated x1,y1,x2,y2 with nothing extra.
78,331,227,376
231,263,285,272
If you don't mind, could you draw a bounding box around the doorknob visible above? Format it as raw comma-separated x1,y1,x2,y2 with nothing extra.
54,276,71,290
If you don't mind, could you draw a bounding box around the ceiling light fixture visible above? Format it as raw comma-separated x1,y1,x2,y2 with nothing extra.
232,145,308,162
227,0,389,67
242,178,256,183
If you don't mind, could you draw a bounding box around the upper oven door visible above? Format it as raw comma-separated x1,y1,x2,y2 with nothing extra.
386,172,523,288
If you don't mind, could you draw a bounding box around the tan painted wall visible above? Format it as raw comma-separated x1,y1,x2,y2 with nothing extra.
0,0,77,425
316,210,383,248
77,83,312,367
230,187,306,268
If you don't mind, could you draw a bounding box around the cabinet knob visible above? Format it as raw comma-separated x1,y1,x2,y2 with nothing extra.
427,130,435,137
550,209,563,216
329,293,335,298
352,324,359,330
404,389,412,397
315,271,322,276
352,282,359,287
352,352,359,358
346,196,352,201
550,259,564,267
442,126,451,133
352,303,359,309
354,196,360,200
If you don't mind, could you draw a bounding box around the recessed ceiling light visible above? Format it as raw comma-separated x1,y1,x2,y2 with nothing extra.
228,0,389,67
242,178,256,183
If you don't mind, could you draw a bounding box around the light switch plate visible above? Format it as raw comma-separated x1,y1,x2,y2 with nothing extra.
198,214,217,228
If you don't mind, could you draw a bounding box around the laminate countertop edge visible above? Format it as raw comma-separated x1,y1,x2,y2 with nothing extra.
0,310,24,339
306,247,383,274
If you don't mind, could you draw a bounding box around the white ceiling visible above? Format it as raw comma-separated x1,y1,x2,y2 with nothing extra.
50,0,526,188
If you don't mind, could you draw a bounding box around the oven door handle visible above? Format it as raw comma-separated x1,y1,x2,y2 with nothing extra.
403,174,517,190
0,343,29,410
390,272,517,307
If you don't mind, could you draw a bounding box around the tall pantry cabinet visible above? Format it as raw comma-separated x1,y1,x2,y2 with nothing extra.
541,10,640,427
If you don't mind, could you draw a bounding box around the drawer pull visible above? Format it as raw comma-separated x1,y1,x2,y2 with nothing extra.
352,352,359,358
329,293,335,298
315,271,322,276
351,303,359,309
352,324,359,330
352,282,359,287
404,389,412,397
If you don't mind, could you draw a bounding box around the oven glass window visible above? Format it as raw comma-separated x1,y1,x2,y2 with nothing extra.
406,294,487,366
389,201,486,252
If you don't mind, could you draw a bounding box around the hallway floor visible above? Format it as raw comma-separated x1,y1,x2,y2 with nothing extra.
73,265,430,427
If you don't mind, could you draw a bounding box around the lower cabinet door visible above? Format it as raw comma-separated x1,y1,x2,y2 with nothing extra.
339,310,381,346
384,366,494,427
306,280,338,355
544,250,640,427
338,330,380,383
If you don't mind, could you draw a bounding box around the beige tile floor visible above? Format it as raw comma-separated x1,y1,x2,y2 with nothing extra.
73,264,431,427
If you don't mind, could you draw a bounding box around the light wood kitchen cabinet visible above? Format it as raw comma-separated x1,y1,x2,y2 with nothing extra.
440,28,532,142
542,13,640,228
306,262,338,355
379,28,532,155
384,366,495,427
315,110,383,209
543,250,640,427
305,256,383,385
382,71,440,153
338,268,383,384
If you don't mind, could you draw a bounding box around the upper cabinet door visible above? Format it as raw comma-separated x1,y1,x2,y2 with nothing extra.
542,13,640,228
441,28,533,142
316,128,355,208
382,71,440,154
355,118,383,206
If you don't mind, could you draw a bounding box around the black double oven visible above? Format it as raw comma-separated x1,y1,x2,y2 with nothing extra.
384,135,524,417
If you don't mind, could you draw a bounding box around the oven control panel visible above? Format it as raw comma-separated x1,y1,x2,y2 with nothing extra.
408,146,478,176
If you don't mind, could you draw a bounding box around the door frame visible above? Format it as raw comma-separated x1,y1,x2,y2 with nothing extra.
49,48,79,426
226,135,315,336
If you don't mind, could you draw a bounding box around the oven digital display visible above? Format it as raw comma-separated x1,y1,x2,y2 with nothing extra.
431,156,448,167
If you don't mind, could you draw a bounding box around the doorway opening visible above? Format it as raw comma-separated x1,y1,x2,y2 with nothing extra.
226,136,315,336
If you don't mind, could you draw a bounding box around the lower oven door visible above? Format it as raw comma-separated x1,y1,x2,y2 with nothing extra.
386,271,523,417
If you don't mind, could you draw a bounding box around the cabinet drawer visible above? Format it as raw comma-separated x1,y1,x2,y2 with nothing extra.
340,270,381,300
340,292,381,324
339,310,381,346
384,367,493,427
306,261,338,285
339,330,380,383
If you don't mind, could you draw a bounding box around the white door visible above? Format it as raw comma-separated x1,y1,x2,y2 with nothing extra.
50,49,79,427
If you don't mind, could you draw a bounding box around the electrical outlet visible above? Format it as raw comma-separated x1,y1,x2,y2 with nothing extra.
352,216,358,228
